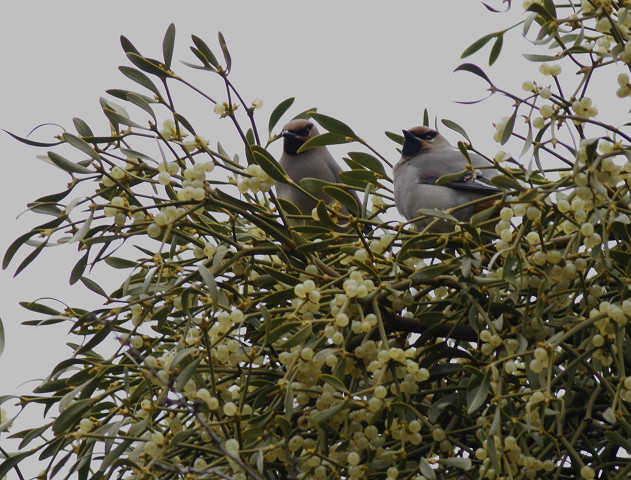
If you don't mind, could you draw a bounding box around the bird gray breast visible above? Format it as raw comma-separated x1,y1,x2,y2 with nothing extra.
277,147,341,214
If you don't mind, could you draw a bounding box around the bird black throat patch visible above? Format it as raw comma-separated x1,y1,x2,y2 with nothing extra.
401,133,423,157
283,135,306,156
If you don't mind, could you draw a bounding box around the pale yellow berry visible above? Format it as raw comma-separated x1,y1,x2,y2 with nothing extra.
79,418,93,433
580,465,595,479
347,451,360,465
147,223,162,238
540,105,554,118
223,402,238,416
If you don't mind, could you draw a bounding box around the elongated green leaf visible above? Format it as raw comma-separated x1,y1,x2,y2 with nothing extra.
338,170,379,189
461,32,497,59
173,113,196,136
296,237,338,253
441,119,471,144
251,146,288,182
120,35,140,55
191,35,220,69
125,93,157,122
322,185,360,216
471,204,499,227
500,109,517,145
48,151,92,174
385,130,404,145
467,370,491,413
320,374,349,394
268,97,295,134
411,263,453,283
454,63,493,85
435,168,467,186
126,52,171,79
104,257,138,269
0,450,37,478
19,301,61,316
80,276,109,299
419,457,436,480
73,118,94,137
163,23,176,69
174,357,202,392
2,128,61,147
63,133,100,161
218,31,232,72
309,112,357,138
170,347,199,371
490,175,522,190
198,264,220,307
102,106,145,130
297,132,350,153
4,230,38,269
70,252,89,285
489,34,504,65
260,266,301,286
53,398,92,435
187,50,212,70
315,200,338,229
523,53,558,62
346,151,387,177
15,238,49,276
0,318,4,358
118,66,161,97
280,324,312,349
308,401,349,427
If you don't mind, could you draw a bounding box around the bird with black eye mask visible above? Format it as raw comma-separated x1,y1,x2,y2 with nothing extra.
393,126,501,232
275,119,363,229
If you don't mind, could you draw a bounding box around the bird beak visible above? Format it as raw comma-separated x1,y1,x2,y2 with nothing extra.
281,129,294,138
402,129,415,141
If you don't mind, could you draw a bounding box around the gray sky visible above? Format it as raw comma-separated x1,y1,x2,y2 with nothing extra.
0,1,529,473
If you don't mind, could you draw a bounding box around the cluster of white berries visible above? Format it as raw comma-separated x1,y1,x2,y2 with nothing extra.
342,269,376,299
478,329,503,356
159,119,180,140
523,80,554,128
539,63,562,77
101,156,139,187
146,204,189,239
530,345,553,373
571,97,598,121
620,41,631,64
621,376,631,403
237,164,274,194
617,73,631,97
213,98,262,117
175,161,215,201
589,300,631,365
103,195,129,227
475,434,556,479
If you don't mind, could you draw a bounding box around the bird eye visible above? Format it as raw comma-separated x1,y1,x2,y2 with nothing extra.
298,125,313,137
421,131,438,141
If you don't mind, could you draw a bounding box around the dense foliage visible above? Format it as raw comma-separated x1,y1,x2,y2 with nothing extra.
3,1,631,479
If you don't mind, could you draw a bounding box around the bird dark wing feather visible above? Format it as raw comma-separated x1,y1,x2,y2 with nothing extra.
419,171,501,194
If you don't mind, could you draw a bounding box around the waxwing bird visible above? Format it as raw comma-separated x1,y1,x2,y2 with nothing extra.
276,119,362,227
393,126,501,232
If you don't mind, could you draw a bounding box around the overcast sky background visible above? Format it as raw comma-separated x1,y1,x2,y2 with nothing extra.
0,1,531,473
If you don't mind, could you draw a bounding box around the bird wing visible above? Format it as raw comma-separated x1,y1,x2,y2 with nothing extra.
418,170,501,194
411,149,500,195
